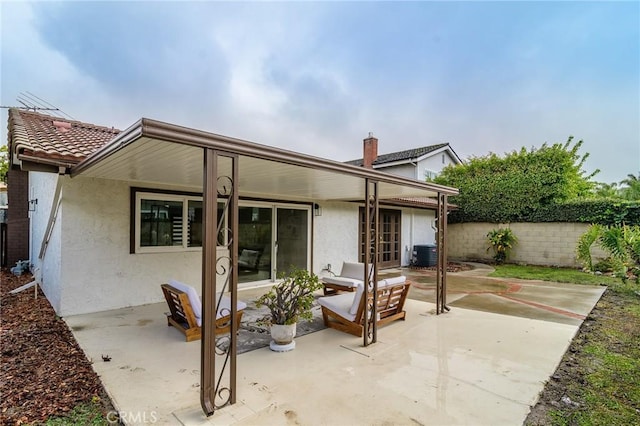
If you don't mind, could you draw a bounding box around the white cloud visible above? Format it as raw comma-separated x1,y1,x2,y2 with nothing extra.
1,2,637,184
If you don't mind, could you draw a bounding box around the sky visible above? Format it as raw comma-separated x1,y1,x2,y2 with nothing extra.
1,1,638,184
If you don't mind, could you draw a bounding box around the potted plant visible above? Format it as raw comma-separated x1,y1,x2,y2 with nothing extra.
255,267,323,352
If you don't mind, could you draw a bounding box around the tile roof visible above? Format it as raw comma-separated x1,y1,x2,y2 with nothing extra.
8,108,120,167
346,143,450,167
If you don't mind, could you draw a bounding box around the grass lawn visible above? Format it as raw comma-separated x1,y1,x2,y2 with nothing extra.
493,264,640,426
489,264,621,286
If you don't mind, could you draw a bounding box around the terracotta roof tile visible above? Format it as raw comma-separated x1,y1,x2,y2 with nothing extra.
8,108,120,166
346,143,449,167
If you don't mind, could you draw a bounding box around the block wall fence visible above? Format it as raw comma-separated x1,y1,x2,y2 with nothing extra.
447,222,608,268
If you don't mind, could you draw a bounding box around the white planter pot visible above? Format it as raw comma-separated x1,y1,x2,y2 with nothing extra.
270,323,297,352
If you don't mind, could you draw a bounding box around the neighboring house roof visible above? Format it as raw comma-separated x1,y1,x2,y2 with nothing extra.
346,143,462,167
8,108,120,169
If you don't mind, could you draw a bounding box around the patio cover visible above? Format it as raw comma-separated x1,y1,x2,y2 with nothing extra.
72,118,457,201
69,117,458,416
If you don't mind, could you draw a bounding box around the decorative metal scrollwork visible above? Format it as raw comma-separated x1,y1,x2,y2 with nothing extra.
363,181,378,346
213,385,232,410
217,175,233,197
213,172,236,410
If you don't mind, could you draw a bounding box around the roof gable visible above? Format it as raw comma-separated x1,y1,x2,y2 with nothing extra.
8,109,120,168
346,143,458,167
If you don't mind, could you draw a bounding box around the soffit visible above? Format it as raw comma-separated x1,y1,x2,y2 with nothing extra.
77,137,451,201
74,117,458,202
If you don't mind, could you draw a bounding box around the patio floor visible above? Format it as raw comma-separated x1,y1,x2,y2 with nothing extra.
65,268,605,425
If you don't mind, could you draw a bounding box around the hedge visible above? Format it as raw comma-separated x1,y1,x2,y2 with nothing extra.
448,198,640,226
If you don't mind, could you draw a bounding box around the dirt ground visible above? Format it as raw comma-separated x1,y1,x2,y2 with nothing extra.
0,269,114,425
525,288,640,425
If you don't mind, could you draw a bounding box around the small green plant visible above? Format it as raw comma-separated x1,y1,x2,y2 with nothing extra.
45,398,107,425
255,267,322,325
593,258,615,273
577,224,640,284
486,228,518,264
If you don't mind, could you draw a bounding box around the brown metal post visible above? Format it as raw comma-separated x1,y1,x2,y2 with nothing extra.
435,193,450,314
201,148,217,415
225,153,239,404
363,181,371,346
441,194,449,312
363,179,379,346
201,150,240,416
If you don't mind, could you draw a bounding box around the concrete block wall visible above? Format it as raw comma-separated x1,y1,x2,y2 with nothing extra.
448,222,609,268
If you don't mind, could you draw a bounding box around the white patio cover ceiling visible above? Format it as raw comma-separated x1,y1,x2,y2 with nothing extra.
72,118,458,201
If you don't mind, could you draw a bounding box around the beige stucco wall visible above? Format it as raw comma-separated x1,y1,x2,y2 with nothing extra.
448,222,608,268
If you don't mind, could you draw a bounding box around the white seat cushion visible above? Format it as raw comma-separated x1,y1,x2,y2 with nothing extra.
169,279,246,327
317,292,356,322
216,296,247,321
238,249,260,268
322,276,363,288
381,275,406,288
169,279,202,321
339,262,373,280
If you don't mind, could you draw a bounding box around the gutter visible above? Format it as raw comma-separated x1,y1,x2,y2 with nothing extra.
70,119,144,177
17,153,77,173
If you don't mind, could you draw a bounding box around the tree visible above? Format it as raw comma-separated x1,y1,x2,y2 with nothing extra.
592,182,620,199
0,144,8,184
620,173,640,201
433,136,597,222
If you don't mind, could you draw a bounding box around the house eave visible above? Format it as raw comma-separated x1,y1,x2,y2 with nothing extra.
71,117,459,200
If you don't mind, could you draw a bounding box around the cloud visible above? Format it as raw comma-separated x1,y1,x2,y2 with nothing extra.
1,1,638,183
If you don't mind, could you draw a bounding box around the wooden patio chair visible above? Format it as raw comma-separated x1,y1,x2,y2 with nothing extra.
321,261,373,295
161,281,246,342
317,276,410,337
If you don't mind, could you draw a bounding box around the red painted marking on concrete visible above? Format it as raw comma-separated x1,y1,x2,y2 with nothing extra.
410,277,585,320
504,283,522,294
412,281,523,295
497,294,586,320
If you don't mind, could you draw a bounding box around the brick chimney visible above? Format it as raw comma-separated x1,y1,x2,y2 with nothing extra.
363,133,378,168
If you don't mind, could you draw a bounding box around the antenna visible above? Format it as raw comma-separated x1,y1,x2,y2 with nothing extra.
1,93,75,120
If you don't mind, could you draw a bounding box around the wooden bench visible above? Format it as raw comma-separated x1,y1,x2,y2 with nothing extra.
161,283,246,342
317,277,410,337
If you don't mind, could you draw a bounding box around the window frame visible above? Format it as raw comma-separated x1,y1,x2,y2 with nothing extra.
131,188,204,254
424,169,439,180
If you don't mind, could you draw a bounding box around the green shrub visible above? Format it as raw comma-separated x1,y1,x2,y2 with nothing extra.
593,258,615,273
576,224,640,284
486,228,518,264
449,199,640,226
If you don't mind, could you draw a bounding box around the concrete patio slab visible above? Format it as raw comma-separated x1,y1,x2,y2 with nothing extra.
65,285,596,425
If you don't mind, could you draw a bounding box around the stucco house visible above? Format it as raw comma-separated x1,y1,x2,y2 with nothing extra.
5,109,458,318
346,138,462,180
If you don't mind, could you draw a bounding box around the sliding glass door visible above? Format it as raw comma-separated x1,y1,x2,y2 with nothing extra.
236,203,310,285
276,208,309,274
237,206,272,283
